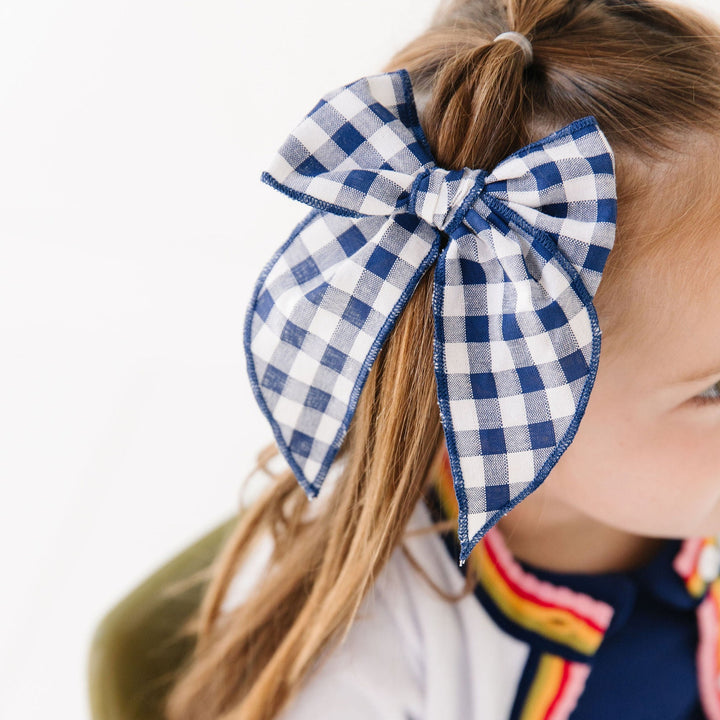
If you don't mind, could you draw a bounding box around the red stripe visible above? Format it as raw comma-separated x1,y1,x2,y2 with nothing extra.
483,533,606,633
543,659,571,719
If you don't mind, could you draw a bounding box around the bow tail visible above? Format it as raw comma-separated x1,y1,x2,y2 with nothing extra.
432,219,603,564
245,209,442,498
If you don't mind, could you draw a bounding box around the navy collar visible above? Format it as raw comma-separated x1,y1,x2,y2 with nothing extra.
511,536,704,642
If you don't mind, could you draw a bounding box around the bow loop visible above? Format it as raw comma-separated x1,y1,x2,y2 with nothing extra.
260,72,435,219
259,72,491,235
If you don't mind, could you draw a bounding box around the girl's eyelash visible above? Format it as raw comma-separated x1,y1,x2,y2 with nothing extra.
694,381,720,406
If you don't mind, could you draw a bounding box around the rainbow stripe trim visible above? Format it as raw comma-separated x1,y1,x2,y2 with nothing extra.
479,532,612,656
668,518,720,716
696,578,720,719
674,536,720,599
519,655,591,720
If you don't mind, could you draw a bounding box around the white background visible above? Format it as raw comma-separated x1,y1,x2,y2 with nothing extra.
0,1,717,717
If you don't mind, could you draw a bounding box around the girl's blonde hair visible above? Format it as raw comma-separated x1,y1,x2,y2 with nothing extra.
164,1,720,718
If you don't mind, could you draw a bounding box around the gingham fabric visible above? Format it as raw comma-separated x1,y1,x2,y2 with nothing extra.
244,68,617,564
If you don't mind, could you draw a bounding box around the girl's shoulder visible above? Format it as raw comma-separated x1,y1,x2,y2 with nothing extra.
219,500,439,718
221,499,527,720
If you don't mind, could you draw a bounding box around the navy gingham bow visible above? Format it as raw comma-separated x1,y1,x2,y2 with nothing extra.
244,68,617,564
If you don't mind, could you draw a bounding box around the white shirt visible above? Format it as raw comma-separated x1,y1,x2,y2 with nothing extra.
220,498,529,720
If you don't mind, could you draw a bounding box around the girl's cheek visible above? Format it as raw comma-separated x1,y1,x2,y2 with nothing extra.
548,409,720,536
559,448,666,520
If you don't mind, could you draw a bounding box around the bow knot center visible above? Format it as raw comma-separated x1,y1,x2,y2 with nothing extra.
407,167,488,233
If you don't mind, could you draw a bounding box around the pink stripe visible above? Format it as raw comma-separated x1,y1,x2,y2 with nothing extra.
673,537,705,581
696,587,720,720
486,527,615,631
547,662,592,720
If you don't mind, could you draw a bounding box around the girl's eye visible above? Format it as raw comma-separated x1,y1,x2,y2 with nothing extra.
694,380,720,406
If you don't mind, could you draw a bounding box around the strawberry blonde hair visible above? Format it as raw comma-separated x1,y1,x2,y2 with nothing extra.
164,1,720,718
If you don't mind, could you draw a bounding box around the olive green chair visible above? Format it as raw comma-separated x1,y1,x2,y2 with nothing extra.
87,515,239,720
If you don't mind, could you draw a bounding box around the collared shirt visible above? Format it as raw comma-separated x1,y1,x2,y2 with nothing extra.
515,538,704,719
223,444,720,720
426,442,720,720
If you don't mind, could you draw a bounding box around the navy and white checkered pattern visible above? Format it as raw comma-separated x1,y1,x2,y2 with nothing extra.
245,68,617,564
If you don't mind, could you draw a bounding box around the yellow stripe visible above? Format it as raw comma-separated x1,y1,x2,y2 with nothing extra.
520,654,566,720
688,573,707,598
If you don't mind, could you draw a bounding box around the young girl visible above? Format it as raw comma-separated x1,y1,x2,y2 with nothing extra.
164,0,720,718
